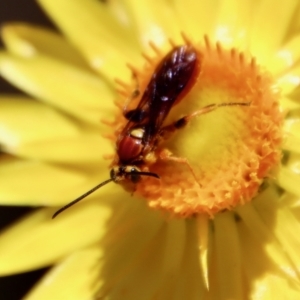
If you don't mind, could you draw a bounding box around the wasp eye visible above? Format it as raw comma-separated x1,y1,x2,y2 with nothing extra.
110,168,117,180
130,167,141,183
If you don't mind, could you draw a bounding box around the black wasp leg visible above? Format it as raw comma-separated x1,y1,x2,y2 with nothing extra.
161,101,250,135
123,70,141,119
130,70,140,100
156,101,250,189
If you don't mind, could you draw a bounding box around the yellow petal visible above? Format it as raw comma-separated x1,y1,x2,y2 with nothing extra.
289,65,300,77
249,0,299,66
284,109,300,132
288,82,300,103
173,0,218,39
280,96,300,114
98,215,204,299
253,189,300,275
285,153,300,177
98,203,165,296
0,156,106,206
2,23,90,70
0,96,80,149
271,35,300,76
283,111,300,153
0,97,113,162
0,53,116,126
280,193,300,210
15,133,113,165
24,247,101,300
38,0,140,82
282,134,300,154
272,207,300,271
155,219,205,299
175,219,205,299
213,0,253,48
237,198,298,281
277,166,300,198
196,214,209,289
213,212,243,300
276,71,300,96
238,221,300,298
123,0,181,48
251,274,300,300
0,192,119,275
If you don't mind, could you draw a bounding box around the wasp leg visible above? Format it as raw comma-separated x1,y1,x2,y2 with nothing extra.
158,148,202,188
157,101,249,187
162,101,250,134
123,70,141,118
130,70,140,100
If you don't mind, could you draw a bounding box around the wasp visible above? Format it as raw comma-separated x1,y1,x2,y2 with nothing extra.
53,44,248,218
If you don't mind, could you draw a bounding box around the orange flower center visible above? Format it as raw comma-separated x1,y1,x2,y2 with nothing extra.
111,37,283,217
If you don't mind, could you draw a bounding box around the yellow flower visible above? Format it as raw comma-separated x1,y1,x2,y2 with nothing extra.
0,0,300,299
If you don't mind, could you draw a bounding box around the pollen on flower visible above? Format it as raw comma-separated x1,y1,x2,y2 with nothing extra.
107,36,283,218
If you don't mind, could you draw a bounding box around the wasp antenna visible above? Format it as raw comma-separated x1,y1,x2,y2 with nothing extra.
52,178,113,219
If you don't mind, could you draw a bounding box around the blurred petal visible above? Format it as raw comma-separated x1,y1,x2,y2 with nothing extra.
280,96,300,114
249,0,299,65
276,69,300,96
213,0,253,48
24,247,101,300
174,220,205,300
15,134,113,165
0,96,80,148
0,190,121,274
282,135,300,154
283,112,300,153
173,0,218,38
272,35,300,76
0,96,113,163
251,274,300,299
0,156,108,205
213,213,243,300
237,194,298,281
98,214,204,299
238,221,300,298
123,0,181,48
38,0,141,82
278,166,300,198
2,23,90,70
0,53,116,126
267,205,300,271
